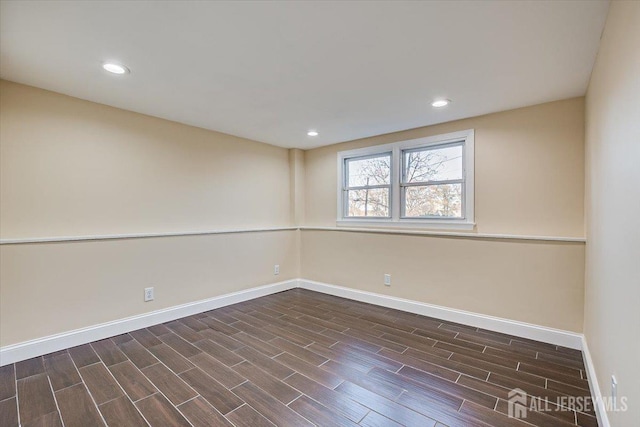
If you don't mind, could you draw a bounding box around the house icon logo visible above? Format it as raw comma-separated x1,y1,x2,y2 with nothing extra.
508,388,528,419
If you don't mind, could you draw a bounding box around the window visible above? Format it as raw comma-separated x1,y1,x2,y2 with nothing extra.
402,143,464,219
337,130,474,229
343,153,391,218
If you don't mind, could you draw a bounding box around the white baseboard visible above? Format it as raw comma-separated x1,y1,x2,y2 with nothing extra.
581,336,610,427
0,279,297,366
3,276,605,425
1,277,585,367
298,279,583,350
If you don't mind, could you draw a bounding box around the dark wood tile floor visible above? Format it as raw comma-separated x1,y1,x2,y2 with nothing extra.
0,289,597,427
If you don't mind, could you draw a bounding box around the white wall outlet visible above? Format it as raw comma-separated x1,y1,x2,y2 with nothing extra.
611,375,618,409
384,274,391,286
274,264,280,275
144,287,154,302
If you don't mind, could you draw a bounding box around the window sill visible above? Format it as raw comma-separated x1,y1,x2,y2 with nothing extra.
336,219,476,231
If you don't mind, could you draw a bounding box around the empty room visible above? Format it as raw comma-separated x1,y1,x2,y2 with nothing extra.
0,1,637,426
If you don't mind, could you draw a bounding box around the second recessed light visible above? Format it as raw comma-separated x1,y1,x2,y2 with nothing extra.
307,130,319,137
103,63,129,75
431,99,451,108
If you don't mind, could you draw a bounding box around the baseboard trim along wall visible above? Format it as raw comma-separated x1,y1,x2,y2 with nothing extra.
581,336,611,427
1,277,607,424
298,279,583,349
0,279,298,366
304,279,611,424
1,278,584,363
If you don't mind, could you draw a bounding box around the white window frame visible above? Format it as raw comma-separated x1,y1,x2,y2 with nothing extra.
342,151,393,219
336,129,474,230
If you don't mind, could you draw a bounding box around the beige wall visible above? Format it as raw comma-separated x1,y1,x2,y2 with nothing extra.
301,231,584,331
305,97,585,237
0,80,292,239
0,231,298,346
289,148,305,226
584,1,640,425
301,98,586,331
0,78,588,346
0,80,296,346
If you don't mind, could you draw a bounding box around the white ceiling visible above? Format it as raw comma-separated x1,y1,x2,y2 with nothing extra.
0,1,609,149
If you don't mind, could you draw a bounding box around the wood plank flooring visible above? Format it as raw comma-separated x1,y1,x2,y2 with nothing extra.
0,289,597,426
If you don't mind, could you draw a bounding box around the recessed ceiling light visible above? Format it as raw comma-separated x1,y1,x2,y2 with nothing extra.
307,130,319,137
102,63,129,75
431,99,451,108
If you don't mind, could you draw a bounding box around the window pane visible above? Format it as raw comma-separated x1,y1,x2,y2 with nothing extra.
347,154,391,187
403,144,462,183
404,184,462,218
347,188,389,217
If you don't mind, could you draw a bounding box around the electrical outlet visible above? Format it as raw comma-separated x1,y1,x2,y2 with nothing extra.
274,264,280,275
144,287,154,302
611,375,617,410
384,274,391,286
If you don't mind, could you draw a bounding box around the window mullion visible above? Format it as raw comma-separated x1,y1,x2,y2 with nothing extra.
343,158,348,218
391,146,401,221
